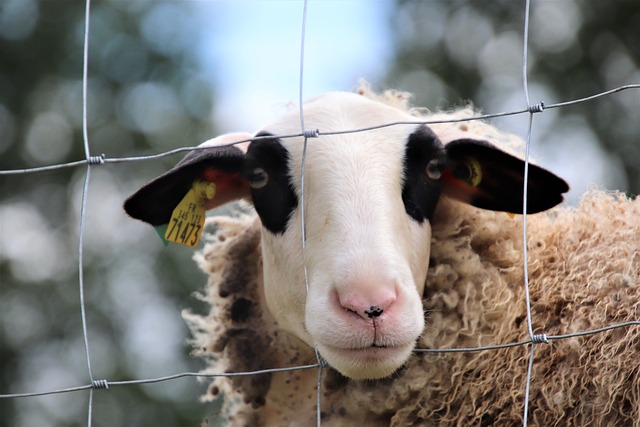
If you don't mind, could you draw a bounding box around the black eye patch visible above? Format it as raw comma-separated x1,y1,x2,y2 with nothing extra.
244,133,298,234
402,126,447,223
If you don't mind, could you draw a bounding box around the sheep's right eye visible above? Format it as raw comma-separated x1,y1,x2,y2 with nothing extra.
248,167,269,189
425,159,444,181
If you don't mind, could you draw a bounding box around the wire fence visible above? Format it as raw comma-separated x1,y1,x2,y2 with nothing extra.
0,0,639,426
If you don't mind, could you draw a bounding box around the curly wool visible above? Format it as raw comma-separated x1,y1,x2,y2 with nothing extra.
183,190,640,426
181,84,640,426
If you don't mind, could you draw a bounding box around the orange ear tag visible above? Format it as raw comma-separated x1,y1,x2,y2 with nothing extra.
164,181,216,248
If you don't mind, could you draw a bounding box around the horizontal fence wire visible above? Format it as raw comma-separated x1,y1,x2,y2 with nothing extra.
0,1,639,426
1,83,639,177
3,320,640,399
3,318,640,398
0,364,322,400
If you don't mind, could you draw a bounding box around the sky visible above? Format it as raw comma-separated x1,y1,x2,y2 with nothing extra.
190,0,633,203
198,0,394,133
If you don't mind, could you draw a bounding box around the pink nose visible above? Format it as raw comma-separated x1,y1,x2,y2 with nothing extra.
337,286,397,321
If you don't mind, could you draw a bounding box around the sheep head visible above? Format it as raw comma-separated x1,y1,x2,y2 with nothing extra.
124,91,568,379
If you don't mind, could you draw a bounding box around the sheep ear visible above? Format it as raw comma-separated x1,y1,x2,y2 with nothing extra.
123,133,252,226
442,139,569,214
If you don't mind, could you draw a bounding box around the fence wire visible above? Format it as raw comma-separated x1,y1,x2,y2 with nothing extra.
0,0,639,426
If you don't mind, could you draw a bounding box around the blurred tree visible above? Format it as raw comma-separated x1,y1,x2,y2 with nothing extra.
1,1,638,426
386,0,639,197
1,1,218,426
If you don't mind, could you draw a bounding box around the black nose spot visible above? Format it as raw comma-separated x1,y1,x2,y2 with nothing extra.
365,306,383,318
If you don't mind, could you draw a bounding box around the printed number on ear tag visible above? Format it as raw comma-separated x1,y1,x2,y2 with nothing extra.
164,181,216,248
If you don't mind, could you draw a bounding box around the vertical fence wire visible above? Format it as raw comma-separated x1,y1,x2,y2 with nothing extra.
520,1,536,424
78,1,97,425
295,1,326,425
519,1,557,424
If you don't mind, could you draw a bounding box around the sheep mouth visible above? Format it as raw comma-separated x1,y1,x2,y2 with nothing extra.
317,342,415,379
371,343,388,349
322,342,411,356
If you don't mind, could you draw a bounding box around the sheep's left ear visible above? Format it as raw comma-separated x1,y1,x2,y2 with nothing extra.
441,139,569,214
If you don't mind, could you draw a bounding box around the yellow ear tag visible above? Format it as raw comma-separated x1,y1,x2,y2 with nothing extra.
164,181,216,248
464,157,483,187
506,212,516,219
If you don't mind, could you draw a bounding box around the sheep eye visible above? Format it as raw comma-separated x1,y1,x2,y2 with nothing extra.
425,159,444,181
248,167,269,189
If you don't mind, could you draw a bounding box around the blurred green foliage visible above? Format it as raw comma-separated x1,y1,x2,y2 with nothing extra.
386,0,639,197
0,1,638,426
1,1,217,426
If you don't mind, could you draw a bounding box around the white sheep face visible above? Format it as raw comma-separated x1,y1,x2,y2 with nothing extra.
257,94,431,378
124,91,569,380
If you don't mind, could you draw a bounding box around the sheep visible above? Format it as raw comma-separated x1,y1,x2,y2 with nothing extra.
124,86,640,425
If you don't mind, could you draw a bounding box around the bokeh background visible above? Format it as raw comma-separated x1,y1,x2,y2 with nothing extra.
1,1,638,426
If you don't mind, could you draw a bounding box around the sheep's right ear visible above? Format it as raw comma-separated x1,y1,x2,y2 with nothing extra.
123,133,253,226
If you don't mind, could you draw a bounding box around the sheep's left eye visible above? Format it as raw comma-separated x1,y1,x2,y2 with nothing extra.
425,159,444,181
248,167,269,189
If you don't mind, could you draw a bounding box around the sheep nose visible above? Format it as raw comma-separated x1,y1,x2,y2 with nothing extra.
365,306,384,318
337,287,396,321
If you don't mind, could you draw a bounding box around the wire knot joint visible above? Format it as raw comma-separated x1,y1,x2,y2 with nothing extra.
318,357,330,368
531,333,549,344
303,129,320,139
528,102,545,114
92,379,110,390
87,154,106,165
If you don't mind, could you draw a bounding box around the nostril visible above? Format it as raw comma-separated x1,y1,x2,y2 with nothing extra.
333,285,396,321
364,306,384,318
